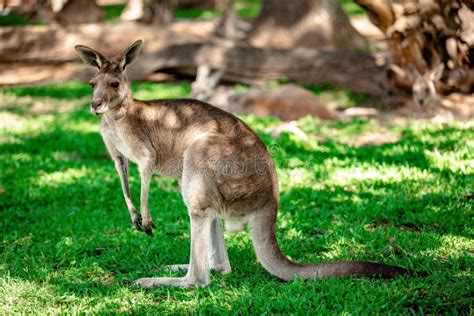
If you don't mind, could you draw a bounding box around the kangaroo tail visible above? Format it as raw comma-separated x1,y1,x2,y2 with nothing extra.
248,203,415,281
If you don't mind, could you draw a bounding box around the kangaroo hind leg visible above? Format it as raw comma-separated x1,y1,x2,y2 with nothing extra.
134,213,213,288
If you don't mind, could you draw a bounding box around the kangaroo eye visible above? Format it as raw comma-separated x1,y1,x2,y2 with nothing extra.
110,82,120,88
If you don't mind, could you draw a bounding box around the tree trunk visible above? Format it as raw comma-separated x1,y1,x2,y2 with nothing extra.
120,0,147,21
356,0,474,94
118,41,388,97
55,0,104,25
176,0,221,9
246,0,367,50
121,0,173,24
120,0,220,23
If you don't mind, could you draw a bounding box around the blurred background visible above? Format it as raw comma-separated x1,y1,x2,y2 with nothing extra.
1,0,472,122
0,1,473,314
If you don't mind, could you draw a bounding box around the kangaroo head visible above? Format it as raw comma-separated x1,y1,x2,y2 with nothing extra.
74,40,143,115
409,63,444,108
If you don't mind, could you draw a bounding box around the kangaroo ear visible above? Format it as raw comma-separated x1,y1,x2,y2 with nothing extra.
117,39,143,70
407,65,422,82
74,45,107,69
430,63,444,82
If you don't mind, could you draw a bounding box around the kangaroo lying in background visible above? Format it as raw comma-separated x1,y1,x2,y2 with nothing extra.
410,64,474,119
226,85,342,121
75,40,415,287
190,65,341,121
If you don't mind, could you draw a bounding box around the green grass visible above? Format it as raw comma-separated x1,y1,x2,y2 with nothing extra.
0,12,46,26
0,81,473,314
1,0,361,26
104,4,126,22
0,12,29,26
104,0,261,22
340,0,367,17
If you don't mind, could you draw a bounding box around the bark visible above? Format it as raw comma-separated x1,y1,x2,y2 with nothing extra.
0,0,386,97
214,1,251,40
246,0,367,50
120,0,221,23
356,0,474,94
0,20,215,63
121,0,173,24
355,0,394,32
121,0,147,21
55,0,104,25
176,0,222,9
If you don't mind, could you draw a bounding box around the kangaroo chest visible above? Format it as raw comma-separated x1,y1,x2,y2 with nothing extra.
100,118,138,163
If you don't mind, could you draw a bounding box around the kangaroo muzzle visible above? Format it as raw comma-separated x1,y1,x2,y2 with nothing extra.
91,99,106,115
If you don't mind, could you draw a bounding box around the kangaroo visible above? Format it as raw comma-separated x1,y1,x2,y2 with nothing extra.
410,64,445,113
75,40,415,288
226,85,342,121
410,64,474,120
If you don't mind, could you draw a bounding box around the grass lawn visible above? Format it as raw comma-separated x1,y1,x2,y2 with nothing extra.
0,81,472,314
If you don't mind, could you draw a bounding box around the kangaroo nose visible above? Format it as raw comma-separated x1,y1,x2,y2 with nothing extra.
92,100,102,109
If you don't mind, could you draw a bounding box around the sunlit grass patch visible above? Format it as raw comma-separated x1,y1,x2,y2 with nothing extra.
35,167,91,187
329,165,434,185
132,81,191,100
0,112,28,133
0,275,57,314
421,234,474,260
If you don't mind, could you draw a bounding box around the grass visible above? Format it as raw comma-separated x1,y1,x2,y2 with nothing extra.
0,12,46,26
102,0,360,21
1,0,363,26
103,0,261,22
104,4,126,22
340,0,367,17
0,12,30,26
0,81,473,314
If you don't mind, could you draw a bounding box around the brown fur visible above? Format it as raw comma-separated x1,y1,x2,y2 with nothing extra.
227,85,341,121
410,64,474,120
75,40,417,288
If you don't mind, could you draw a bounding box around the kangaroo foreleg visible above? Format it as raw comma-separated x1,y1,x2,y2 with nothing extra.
113,155,142,231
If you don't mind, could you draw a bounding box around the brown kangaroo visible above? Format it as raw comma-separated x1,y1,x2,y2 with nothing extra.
75,40,416,288
410,64,474,120
226,85,342,121
189,67,342,121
